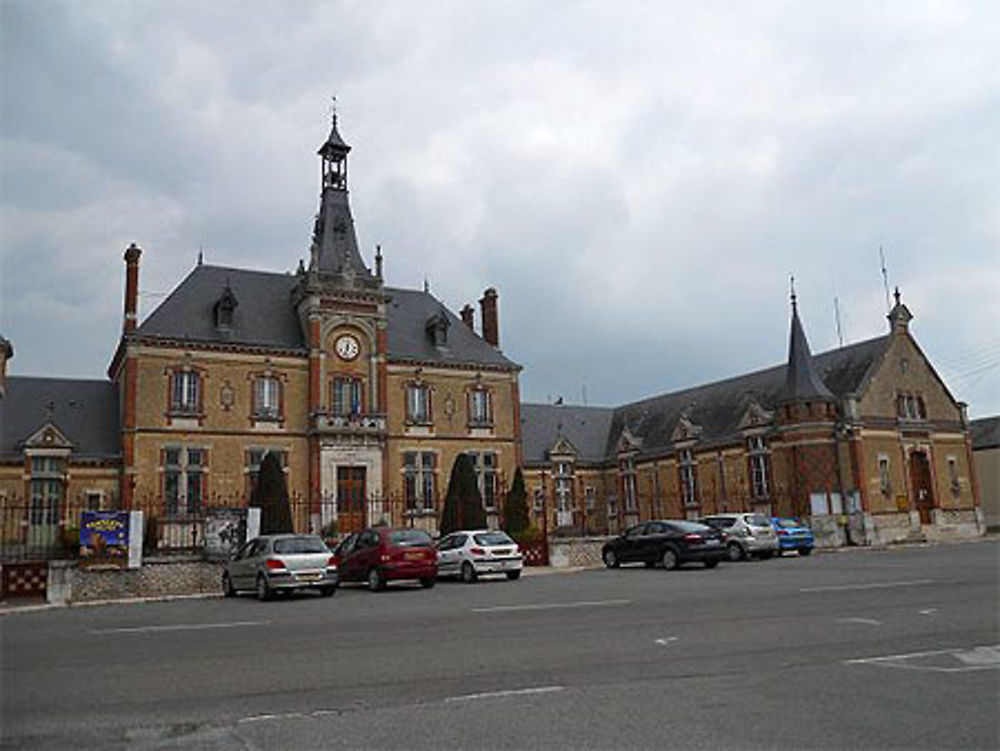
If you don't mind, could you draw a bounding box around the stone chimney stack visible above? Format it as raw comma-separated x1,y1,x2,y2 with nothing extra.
460,304,475,331
479,287,499,347
123,243,142,334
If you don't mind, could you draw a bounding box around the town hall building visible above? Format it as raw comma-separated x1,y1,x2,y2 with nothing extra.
0,115,984,558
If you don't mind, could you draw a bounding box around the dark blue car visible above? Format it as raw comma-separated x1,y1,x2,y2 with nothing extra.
771,517,814,556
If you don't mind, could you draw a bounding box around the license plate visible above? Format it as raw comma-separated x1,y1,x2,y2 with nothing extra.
406,551,423,561
298,572,321,581
704,539,720,546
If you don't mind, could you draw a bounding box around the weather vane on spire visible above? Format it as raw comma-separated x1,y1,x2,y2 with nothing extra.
330,95,337,124
790,274,797,308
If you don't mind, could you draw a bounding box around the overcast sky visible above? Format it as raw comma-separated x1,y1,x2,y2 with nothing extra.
2,0,998,417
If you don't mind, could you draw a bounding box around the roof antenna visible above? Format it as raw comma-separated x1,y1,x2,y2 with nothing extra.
879,245,891,314
834,295,844,348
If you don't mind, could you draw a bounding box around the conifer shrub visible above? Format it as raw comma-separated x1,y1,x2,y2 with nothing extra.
440,454,487,535
255,451,294,534
503,467,530,537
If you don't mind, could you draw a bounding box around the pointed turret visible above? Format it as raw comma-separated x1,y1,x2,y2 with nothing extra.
783,286,834,402
308,110,376,283
887,287,913,334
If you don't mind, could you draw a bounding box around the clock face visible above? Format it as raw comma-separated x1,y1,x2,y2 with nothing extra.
335,334,360,361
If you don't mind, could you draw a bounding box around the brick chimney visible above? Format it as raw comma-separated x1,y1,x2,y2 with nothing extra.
479,287,499,347
460,304,475,331
0,335,12,400
123,243,142,334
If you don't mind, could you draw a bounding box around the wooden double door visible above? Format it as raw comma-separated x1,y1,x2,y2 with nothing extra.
337,467,367,534
909,451,935,525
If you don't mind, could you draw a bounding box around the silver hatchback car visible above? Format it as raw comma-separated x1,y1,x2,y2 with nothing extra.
437,530,523,583
701,513,780,561
223,534,338,601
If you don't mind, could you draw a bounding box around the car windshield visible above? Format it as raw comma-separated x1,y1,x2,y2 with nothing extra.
389,530,432,547
775,518,804,529
273,536,328,554
747,514,771,527
473,532,514,546
672,521,712,533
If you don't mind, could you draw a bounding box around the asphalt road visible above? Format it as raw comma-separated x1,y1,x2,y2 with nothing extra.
2,541,998,750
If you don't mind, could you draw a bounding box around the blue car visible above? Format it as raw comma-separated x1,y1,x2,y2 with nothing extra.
771,517,814,556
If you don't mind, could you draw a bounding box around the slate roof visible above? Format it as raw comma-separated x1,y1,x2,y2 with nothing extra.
784,303,834,401
0,377,120,459
521,334,890,465
135,264,519,370
971,416,1000,450
520,404,616,465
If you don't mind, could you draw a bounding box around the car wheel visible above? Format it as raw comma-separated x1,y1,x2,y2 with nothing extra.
759,551,773,560
726,542,745,562
461,562,478,584
222,572,236,598
602,549,619,569
506,570,521,581
799,547,813,556
367,568,385,592
704,559,719,569
255,574,272,602
661,547,680,571
420,577,436,589
319,586,337,597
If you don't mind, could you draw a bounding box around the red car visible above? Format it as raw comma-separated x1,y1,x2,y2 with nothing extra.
332,527,437,591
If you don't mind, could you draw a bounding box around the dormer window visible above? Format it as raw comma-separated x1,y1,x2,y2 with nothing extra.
213,286,238,329
426,310,450,348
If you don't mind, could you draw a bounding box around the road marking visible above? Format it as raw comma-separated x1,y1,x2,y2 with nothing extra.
838,617,882,626
655,637,679,646
800,579,933,593
238,712,304,724
472,599,630,613
846,645,1000,673
445,686,564,703
90,620,269,635
919,608,938,615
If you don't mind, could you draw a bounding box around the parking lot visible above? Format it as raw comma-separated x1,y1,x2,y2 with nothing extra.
3,540,998,750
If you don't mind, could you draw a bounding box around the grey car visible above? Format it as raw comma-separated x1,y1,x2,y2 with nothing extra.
701,513,780,561
223,534,338,601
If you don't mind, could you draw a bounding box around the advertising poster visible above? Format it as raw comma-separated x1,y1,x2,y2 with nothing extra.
79,511,130,568
204,508,248,561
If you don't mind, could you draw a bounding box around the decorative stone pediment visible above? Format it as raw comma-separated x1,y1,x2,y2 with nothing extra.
22,422,73,451
738,400,774,431
547,434,579,460
671,415,702,444
616,427,642,455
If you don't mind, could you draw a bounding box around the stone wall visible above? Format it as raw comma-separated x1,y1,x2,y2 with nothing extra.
48,557,222,605
548,536,611,568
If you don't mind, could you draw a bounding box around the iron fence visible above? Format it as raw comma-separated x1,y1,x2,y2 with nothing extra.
0,491,540,563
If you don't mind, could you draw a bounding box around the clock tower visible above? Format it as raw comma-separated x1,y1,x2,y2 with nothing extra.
293,111,390,533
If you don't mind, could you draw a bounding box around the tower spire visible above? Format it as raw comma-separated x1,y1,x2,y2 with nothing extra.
307,104,376,284
783,289,833,402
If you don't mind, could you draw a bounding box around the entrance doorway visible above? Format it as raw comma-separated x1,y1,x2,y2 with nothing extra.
337,467,367,534
909,452,935,525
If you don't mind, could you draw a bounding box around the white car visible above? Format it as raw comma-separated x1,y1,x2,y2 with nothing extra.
436,530,523,583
